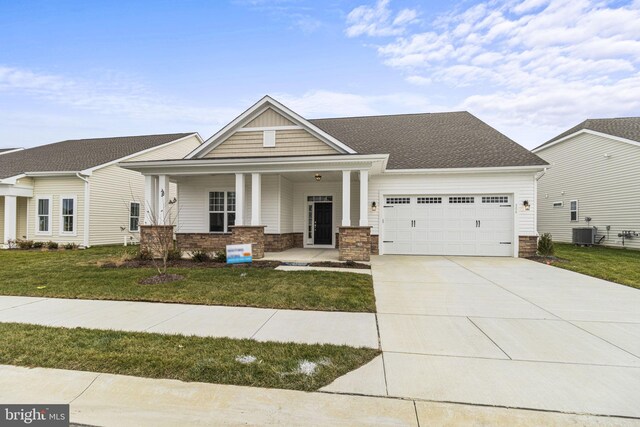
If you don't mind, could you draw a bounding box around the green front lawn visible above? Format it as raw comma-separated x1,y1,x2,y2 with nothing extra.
0,323,379,391
0,246,375,312
553,243,640,289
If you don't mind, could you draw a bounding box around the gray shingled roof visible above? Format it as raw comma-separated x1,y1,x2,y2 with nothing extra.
0,133,194,180
309,112,547,169
536,117,640,150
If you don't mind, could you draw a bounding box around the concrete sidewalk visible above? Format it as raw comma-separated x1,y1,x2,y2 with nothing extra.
0,296,378,348
1,365,634,426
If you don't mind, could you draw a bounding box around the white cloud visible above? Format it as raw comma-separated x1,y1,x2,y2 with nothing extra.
345,0,640,146
272,89,435,117
346,0,419,37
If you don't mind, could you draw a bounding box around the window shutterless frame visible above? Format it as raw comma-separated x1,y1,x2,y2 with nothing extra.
208,191,236,233
570,200,579,222
59,195,77,236
35,196,53,236
129,201,141,232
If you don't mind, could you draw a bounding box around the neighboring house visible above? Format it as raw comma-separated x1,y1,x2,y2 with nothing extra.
0,133,202,248
533,117,640,249
121,96,547,261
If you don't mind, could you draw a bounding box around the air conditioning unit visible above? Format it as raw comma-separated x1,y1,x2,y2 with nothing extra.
572,227,596,245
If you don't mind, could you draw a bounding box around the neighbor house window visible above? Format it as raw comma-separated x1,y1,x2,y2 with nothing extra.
129,202,140,232
209,191,235,232
553,201,563,208
37,197,52,234
60,196,77,235
570,200,578,222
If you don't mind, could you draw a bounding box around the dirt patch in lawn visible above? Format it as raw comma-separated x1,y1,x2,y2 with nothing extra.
309,261,370,270
527,255,568,265
138,274,185,285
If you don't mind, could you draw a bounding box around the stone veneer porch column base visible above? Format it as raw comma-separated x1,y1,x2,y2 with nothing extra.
338,226,372,262
518,235,538,258
230,226,265,259
140,225,175,258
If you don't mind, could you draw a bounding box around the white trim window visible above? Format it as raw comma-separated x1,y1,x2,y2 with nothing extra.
209,191,235,233
60,196,77,235
36,197,52,235
570,200,579,222
129,202,141,232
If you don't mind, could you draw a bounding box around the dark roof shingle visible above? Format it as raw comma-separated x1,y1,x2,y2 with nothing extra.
0,133,194,179
537,117,640,150
309,112,546,169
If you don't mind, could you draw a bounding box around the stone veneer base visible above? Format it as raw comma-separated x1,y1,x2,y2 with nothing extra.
519,235,538,258
338,226,372,262
230,226,265,259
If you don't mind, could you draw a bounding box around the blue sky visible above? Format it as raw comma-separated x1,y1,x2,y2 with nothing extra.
1,0,639,149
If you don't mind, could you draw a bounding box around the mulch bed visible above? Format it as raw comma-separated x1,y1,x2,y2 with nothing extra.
102,259,282,269
138,274,185,285
308,261,371,270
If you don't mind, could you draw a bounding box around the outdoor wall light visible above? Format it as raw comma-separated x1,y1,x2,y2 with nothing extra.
523,200,530,211
315,173,322,181
371,201,377,212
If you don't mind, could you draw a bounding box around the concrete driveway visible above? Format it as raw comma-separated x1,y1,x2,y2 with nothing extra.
323,255,640,419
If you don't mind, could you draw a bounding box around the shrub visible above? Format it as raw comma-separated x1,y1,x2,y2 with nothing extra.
5,239,17,249
167,248,183,261
213,250,226,263
63,242,78,250
33,241,45,249
46,241,59,250
537,233,555,257
191,250,211,263
16,239,34,250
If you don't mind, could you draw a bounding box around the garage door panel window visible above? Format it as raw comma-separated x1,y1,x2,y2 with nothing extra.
482,196,509,204
449,196,474,204
417,197,442,204
386,197,410,204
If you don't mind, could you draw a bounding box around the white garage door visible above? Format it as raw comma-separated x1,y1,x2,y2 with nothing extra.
382,195,514,256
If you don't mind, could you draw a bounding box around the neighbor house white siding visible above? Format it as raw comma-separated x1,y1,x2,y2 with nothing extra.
536,132,640,249
368,172,537,245
88,134,201,245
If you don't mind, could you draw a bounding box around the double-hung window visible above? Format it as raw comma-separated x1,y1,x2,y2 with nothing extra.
570,200,579,222
60,196,77,235
37,197,52,235
130,202,141,232
209,191,235,232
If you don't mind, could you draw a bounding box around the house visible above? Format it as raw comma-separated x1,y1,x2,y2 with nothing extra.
533,117,640,249
0,133,202,248
121,96,547,261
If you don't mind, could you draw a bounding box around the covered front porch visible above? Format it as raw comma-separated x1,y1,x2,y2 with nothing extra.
0,183,33,247
124,154,387,261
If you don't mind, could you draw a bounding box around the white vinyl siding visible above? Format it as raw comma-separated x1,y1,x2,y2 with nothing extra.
537,132,640,249
279,176,294,233
244,107,295,128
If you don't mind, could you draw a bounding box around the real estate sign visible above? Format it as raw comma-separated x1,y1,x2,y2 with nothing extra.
226,243,252,264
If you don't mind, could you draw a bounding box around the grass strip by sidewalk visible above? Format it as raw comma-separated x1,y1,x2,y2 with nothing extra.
0,323,379,392
0,246,375,312
553,243,640,290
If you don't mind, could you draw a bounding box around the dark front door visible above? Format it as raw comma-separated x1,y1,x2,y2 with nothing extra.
313,202,333,245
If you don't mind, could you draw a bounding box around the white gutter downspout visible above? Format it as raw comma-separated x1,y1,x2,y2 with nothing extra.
76,173,90,248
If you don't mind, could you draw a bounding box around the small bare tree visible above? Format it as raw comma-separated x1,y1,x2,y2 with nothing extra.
141,198,179,276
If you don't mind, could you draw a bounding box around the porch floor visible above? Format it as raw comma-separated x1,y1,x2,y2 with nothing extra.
263,248,341,263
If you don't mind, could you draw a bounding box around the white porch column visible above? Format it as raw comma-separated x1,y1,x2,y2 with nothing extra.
359,170,369,226
235,173,245,226
144,175,158,225
251,173,261,225
157,175,170,225
342,170,351,226
3,195,17,245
